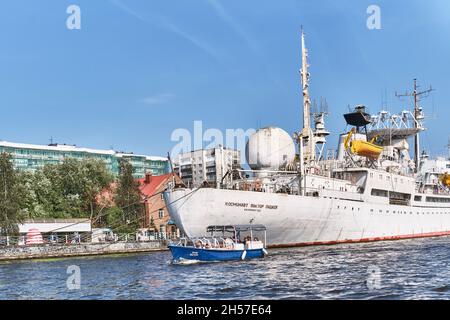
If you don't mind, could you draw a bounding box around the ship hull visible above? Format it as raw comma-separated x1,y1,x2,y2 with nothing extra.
164,188,450,247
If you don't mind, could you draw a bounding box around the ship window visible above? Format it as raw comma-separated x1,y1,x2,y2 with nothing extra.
426,196,450,203
414,196,422,202
371,189,388,197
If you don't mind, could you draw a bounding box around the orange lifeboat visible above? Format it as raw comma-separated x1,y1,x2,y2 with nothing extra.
440,173,450,187
344,128,383,160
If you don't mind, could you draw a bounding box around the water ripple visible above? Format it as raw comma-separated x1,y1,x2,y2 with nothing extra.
2,237,450,299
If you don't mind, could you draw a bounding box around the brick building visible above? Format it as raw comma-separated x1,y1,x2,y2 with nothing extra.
138,172,184,238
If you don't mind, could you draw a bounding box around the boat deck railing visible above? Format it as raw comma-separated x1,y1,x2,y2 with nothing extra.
171,236,236,249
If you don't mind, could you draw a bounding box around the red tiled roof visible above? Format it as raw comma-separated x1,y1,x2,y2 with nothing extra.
138,173,174,199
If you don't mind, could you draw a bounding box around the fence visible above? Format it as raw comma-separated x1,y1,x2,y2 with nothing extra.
0,232,178,247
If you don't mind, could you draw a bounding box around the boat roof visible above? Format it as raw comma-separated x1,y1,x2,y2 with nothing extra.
206,224,267,232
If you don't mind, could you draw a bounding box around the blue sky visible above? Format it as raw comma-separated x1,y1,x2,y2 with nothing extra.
1,0,449,157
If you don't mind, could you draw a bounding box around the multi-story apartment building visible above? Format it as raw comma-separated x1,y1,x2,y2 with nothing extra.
173,146,241,188
0,140,168,178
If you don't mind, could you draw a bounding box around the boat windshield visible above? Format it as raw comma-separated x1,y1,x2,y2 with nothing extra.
206,224,267,233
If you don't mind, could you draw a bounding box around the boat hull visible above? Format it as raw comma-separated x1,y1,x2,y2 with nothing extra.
168,245,264,262
164,188,450,247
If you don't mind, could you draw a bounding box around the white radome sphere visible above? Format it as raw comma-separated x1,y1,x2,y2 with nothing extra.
246,127,296,170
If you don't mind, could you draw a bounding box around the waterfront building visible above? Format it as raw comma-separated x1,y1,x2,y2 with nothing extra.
0,140,169,178
173,146,241,188
138,172,184,239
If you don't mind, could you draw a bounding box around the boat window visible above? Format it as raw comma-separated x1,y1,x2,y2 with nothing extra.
414,196,422,202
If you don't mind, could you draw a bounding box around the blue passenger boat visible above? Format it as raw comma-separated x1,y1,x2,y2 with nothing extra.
169,224,268,263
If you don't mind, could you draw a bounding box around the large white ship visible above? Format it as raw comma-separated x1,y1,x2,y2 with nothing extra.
164,30,450,247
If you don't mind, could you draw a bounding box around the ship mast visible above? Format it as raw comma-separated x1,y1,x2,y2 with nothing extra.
300,28,315,162
301,28,311,132
396,78,433,173
448,137,450,160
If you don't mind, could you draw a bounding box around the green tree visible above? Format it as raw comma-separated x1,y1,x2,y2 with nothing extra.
19,158,113,220
113,159,143,233
0,153,25,235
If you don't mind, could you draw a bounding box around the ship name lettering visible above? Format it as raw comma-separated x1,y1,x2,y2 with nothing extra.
225,202,249,208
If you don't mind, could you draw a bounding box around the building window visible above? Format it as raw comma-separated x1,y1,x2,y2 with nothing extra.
159,209,164,219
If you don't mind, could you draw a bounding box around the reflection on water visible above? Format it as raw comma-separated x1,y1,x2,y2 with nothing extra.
1,236,450,299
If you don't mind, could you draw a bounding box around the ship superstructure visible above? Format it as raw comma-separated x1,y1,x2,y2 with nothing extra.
164,30,450,247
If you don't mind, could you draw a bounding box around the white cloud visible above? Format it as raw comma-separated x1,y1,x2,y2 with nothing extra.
139,93,174,105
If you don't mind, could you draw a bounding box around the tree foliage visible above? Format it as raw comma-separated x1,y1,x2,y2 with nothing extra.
113,159,144,233
2,155,148,235
0,153,25,235
20,158,114,220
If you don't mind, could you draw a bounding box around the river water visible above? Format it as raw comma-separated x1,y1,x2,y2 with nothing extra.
1,236,450,300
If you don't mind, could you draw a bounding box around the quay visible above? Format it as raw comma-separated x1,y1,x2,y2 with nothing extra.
0,240,168,262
